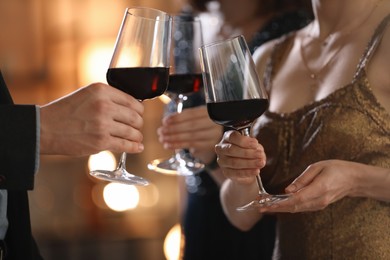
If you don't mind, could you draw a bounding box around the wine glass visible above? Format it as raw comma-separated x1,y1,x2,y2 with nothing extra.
199,35,289,210
89,7,172,186
148,15,205,176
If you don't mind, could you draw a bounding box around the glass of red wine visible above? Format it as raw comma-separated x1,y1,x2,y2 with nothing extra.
89,7,172,185
148,15,205,176
199,35,289,210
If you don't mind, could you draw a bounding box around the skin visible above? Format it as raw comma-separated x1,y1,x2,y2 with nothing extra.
158,106,225,185
0,4,145,158
157,0,275,186
217,0,390,231
40,83,144,156
158,106,221,165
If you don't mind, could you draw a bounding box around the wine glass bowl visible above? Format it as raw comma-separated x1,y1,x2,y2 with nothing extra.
90,7,172,185
200,35,290,210
148,15,205,176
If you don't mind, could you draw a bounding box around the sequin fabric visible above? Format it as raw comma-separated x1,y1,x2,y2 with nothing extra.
254,15,390,259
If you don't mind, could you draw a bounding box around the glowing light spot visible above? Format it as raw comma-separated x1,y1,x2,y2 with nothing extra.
138,183,160,208
88,151,116,172
164,224,183,260
103,183,139,212
78,40,114,86
159,94,172,104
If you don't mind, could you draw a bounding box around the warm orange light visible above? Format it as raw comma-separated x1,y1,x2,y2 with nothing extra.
88,151,116,172
164,223,183,260
78,40,114,86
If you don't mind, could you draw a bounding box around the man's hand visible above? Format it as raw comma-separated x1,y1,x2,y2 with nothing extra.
40,83,144,156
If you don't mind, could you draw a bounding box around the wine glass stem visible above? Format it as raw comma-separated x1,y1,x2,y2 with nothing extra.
174,94,187,155
255,175,268,194
240,127,268,195
117,152,127,170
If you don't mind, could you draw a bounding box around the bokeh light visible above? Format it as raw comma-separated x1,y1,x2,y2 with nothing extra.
78,40,114,86
103,183,140,212
164,223,183,260
159,94,172,104
137,183,160,208
88,151,117,172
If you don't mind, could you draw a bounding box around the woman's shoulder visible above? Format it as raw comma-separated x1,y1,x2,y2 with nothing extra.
252,32,297,76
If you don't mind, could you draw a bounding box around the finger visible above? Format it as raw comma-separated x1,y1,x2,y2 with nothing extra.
107,137,144,154
223,131,260,149
159,128,219,144
260,194,329,213
163,106,208,124
112,105,144,130
101,84,144,115
90,102,143,130
109,121,143,143
159,121,198,135
218,153,265,169
161,116,218,134
215,142,265,160
285,163,323,193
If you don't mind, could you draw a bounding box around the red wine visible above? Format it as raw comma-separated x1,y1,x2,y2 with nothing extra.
207,99,269,130
167,73,203,95
106,67,169,100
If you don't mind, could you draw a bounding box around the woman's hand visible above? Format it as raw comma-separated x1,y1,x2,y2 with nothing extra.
40,83,144,156
157,106,223,164
215,130,266,184
217,130,267,231
259,160,368,213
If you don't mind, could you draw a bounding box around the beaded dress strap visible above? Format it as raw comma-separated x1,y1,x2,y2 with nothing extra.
353,14,390,81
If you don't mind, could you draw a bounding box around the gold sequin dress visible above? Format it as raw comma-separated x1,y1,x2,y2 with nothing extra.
254,15,390,259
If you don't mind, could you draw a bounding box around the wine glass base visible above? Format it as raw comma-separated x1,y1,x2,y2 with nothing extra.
148,156,204,176
90,169,149,186
236,193,290,211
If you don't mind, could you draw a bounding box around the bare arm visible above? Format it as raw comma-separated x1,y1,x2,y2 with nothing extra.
216,131,266,231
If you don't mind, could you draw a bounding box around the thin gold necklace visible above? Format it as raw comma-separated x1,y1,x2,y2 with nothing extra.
299,37,344,81
299,0,383,82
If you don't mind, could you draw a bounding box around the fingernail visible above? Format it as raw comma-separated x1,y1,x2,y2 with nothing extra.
138,143,144,152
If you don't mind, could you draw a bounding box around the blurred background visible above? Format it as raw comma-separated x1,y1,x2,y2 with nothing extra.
0,0,208,259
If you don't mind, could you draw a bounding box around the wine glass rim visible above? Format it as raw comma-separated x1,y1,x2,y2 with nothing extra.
201,35,245,49
126,7,171,21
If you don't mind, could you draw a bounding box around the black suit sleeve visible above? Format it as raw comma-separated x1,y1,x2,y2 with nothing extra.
0,71,37,190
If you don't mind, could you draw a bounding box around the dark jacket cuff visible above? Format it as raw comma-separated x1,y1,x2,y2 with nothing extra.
0,105,37,190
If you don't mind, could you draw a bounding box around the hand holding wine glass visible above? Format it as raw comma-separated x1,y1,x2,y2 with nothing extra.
89,7,172,185
200,35,289,210
148,14,205,176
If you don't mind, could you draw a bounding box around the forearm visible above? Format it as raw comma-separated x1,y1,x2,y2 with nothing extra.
352,163,390,202
220,179,262,231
